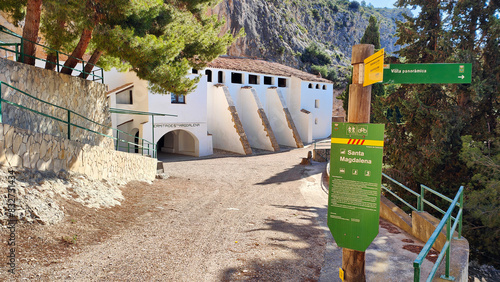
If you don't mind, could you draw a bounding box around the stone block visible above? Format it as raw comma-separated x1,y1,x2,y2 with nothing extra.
12,134,23,154
5,148,22,167
29,142,40,156
4,126,14,147
11,71,20,82
22,152,30,168
0,141,5,165
53,159,63,172
18,142,27,157
43,146,52,161
36,159,46,171
40,139,48,155
59,149,66,160
30,152,40,169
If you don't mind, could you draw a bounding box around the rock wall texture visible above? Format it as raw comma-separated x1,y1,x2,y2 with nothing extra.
0,58,112,148
210,0,410,67
0,123,157,182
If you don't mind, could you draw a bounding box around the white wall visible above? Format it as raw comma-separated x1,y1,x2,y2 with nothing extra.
208,86,247,154
299,81,333,140
236,88,275,151
105,69,149,148
265,88,298,147
209,68,291,110
105,69,213,157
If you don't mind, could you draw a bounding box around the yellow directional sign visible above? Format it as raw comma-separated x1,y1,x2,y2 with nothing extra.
363,48,384,87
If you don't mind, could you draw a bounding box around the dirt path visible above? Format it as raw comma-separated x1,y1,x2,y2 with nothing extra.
2,147,329,281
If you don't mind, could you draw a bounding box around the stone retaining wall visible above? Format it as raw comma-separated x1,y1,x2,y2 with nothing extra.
0,123,156,182
0,58,112,148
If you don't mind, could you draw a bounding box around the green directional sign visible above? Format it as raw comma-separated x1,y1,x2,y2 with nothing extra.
328,123,385,252
383,63,472,84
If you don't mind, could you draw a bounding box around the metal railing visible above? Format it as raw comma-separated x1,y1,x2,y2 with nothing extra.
0,26,104,83
413,186,464,282
0,81,156,158
381,174,464,281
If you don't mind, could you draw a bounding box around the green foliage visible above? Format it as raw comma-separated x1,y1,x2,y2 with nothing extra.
359,15,383,122
297,24,308,34
1,0,235,95
376,0,500,265
460,130,500,265
337,72,352,116
360,16,381,49
311,65,338,81
348,1,360,11
0,0,25,23
301,43,332,66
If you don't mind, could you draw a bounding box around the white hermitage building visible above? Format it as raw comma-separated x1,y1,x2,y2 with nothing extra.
106,56,334,157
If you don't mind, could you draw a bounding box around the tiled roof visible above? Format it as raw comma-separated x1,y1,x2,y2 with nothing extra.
207,56,333,84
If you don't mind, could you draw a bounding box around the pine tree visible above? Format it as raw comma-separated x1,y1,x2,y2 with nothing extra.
379,0,500,264
360,16,381,49
1,0,235,95
360,15,385,123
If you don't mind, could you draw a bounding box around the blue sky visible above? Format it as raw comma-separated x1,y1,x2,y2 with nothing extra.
363,0,421,16
363,0,398,9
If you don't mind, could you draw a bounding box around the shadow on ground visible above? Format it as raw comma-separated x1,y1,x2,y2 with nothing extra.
220,204,328,281
255,165,319,186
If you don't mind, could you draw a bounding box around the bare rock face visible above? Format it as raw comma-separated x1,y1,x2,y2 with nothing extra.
210,0,408,67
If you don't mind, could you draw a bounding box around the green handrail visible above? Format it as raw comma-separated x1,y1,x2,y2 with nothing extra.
381,174,464,281
0,81,156,158
0,26,104,83
413,186,464,282
381,173,422,212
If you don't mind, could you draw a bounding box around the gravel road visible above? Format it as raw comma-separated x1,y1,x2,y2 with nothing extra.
2,146,330,281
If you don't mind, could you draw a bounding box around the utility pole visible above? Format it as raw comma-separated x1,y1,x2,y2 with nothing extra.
343,44,374,282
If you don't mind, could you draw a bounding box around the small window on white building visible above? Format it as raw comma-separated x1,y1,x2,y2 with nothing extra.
264,76,273,85
315,99,319,108
248,74,259,85
231,72,243,84
323,85,327,90
116,90,133,104
218,71,224,83
316,84,320,89
278,78,287,87
171,93,185,104
315,118,318,124
192,69,198,74
205,69,212,82
308,83,313,88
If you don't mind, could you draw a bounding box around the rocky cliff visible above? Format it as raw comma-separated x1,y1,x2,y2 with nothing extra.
210,0,409,70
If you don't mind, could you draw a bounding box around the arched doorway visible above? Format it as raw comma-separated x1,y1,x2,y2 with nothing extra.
156,130,199,157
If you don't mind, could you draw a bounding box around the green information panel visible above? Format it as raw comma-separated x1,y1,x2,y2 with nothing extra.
383,63,472,84
328,123,385,252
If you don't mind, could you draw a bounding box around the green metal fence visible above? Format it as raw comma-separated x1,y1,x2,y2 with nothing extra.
0,26,104,83
381,174,464,282
0,81,156,157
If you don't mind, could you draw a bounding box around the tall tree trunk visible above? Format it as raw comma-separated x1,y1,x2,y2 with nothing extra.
22,0,43,65
79,49,103,79
45,52,58,71
61,28,93,75
45,19,66,71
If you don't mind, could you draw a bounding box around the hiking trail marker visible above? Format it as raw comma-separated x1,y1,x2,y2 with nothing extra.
331,44,473,281
363,49,385,87
382,63,472,84
328,123,385,251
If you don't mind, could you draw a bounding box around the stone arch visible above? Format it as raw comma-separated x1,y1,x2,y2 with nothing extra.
156,129,199,157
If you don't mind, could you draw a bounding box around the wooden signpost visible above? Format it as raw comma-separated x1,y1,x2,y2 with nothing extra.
328,44,472,281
